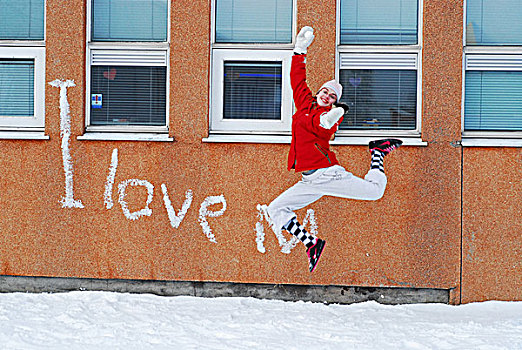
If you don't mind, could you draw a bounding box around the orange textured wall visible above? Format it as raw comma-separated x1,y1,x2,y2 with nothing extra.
1,0,519,304
462,149,522,302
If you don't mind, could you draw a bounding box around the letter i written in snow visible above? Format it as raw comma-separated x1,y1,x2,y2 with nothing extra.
49,79,84,209
198,195,227,243
162,185,193,228
104,148,119,209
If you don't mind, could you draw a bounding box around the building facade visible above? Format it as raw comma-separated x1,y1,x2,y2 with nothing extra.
0,0,520,304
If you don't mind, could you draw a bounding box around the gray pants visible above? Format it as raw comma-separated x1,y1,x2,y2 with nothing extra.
267,165,387,231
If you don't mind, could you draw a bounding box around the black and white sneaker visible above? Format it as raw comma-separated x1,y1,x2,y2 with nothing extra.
369,139,403,156
306,239,326,273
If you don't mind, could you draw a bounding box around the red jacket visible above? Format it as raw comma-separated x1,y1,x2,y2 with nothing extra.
287,54,342,172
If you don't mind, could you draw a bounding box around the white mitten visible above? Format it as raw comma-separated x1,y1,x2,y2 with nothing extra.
294,26,315,54
320,107,345,129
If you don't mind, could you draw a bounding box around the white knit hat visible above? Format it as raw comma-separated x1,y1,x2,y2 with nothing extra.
319,80,343,101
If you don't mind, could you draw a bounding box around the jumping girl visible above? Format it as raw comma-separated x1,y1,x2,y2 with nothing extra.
267,26,402,272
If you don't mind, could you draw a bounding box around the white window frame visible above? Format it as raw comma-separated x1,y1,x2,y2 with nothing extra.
334,0,426,147
0,0,47,139
461,1,522,147
206,0,296,143
83,0,171,141
210,49,293,133
0,47,46,130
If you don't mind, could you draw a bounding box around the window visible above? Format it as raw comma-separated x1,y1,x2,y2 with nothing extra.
0,60,34,117
463,0,522,145
209,0,294,137
339,55,418,130
466,0,522,46
337,0,422,138
91,0,167,41
223,62,282,120
86,0,169,137
0,0,44,40
90,65,166,126
0,0,45,133
339,0,418,45
215,0,292,43
464,66,522,132
88,50,168,129
211,50,292,133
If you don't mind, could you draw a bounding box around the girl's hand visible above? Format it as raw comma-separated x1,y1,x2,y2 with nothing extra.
319,107,345,129
294,26,315,54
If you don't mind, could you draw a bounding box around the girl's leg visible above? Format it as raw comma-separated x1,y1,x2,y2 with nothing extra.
316,139,402,201
312,166,387,201
267,178,323,235
267,178,327,272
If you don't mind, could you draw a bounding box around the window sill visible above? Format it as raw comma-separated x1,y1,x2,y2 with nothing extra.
202,134,427,146
461,138,522,148
0,41,46,47
203,134,291,144
331,136,427,146
77,133,174,142
0,131,49,140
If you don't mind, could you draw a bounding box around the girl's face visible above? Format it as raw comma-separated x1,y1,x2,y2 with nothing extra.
317,87,338,107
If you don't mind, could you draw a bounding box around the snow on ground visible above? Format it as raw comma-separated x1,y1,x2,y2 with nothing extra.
0,292,521,349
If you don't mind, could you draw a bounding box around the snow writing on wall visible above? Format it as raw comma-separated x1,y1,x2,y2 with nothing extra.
198,195,227,244
100,146,226,243
255,204,317,254
118,179,154,221
50,79,84,209
50,78,318,250
162,186,193,229
104,148,119,209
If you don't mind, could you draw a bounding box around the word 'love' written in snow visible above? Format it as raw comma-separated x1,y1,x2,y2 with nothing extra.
50,79,318,252
50,79,226,244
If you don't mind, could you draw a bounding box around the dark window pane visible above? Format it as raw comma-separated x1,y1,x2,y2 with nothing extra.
339,69,417,130
223,61,282,120
90,66,166,126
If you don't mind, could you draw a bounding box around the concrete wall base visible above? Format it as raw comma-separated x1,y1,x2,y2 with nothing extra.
0,275,449,305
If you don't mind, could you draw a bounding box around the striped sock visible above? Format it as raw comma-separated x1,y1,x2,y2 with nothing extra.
283,217,317,248
371,149,384,173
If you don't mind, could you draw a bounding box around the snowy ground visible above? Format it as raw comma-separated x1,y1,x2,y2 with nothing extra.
0,292,521,349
